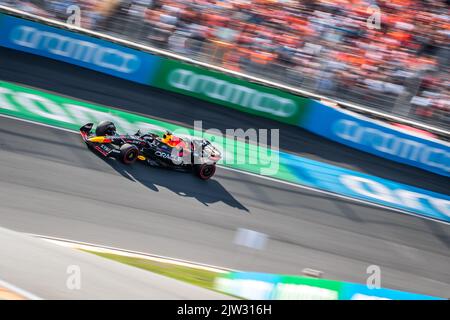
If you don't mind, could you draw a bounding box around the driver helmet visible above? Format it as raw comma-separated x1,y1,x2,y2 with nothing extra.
162,131,182,147
162,131,173,144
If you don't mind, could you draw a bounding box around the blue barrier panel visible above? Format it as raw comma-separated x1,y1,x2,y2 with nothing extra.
0,13,161,84
340,283,445,300
302,100,450,177
281,152,450,222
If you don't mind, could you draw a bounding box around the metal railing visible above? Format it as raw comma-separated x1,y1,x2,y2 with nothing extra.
88,3,449,131
0,1,448,137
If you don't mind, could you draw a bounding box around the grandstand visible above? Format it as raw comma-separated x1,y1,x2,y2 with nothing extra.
4,0,449,128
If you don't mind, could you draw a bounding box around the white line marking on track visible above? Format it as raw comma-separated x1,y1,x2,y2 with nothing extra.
219,165,450,226
0,113,78,133
0,278,43,300
1,113,448,226
30,234,233,273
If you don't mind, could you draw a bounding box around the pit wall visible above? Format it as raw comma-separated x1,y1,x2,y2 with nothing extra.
0,13,448,177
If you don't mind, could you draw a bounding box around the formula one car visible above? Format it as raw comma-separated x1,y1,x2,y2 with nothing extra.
80,121,221,180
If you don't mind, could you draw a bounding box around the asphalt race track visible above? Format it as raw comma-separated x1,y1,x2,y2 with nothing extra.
0,117,449,297
0,226,232,299
0,48,449,298
0,47,448,195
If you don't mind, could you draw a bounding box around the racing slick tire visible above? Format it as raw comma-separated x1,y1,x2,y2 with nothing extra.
96,121,117,136
119,144,139,165
194,164,216,180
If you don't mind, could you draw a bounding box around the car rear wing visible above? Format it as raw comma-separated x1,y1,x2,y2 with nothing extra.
80,123,94,141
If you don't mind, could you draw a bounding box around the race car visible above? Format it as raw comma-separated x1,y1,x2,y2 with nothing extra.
80,121,221,180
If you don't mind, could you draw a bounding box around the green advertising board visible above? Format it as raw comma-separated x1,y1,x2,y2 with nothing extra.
274,275,342,300
0,80,298,182
152,58,310,125
214,272,341,300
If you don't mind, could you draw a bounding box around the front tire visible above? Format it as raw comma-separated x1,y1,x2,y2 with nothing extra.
194,164,216,180
96,121,116,136
120,144,139,165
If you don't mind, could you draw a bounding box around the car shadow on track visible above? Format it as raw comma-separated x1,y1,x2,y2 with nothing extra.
95,153,249,212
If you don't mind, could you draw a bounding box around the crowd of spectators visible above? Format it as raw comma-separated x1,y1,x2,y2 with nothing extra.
2,0,449,127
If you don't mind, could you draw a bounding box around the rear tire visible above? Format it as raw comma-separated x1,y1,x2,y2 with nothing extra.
96,121,116,136
194,164,216,180
120,144,139,165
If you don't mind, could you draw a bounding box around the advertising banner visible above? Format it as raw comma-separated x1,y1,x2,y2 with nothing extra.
0,13,161,84
215,272,281,300
340,283,444,300
281,152,450,222
215,272,445,300
1,13,448,178
303,100,450,177
151,59,311,125
273,276,341,300
215,272,342,300
1,80,448,223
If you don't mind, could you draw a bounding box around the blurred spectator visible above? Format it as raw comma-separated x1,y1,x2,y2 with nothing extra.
1,0,449,127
